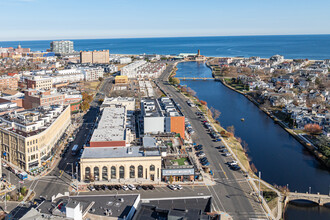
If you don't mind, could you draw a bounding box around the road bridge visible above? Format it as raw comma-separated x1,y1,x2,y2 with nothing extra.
285,192,330,206
176,77,214,81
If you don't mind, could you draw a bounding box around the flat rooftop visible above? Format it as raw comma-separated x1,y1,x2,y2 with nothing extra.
133,196,212,220
81,146,160,159
34,194,139,219
0,105,66,137
90,107,126,142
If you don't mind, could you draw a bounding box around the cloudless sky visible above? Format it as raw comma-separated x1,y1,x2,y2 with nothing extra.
0,0,329,41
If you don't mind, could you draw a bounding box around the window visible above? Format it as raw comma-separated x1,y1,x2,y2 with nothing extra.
111,166,116,179
94,167,99,181
119,166,125,179
150,165,155,171
102,166,108,181
85,167,90,181
138,165,143,178
130,166,135,178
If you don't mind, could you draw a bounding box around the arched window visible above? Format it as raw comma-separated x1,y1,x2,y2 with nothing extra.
119,166,125,179
94,167,99,181
150,165,155,171
102,166,108,181
111,166,116,179
85,167,90,181
138,165,143,178
130,166,135,178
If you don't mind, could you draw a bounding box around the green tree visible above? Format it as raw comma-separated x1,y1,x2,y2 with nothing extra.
20,186,27,196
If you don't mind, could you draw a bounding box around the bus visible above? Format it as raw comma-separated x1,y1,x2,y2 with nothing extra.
71,145,79,156
18,172,28,180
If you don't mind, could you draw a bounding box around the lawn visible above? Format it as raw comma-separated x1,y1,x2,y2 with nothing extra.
172,158,187,166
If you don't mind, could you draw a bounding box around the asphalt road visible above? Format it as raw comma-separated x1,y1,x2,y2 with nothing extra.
155,63,268,219
1,72,268,219
1,77,115,202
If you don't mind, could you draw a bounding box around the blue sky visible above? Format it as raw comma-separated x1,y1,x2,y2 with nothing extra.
0,0,329,41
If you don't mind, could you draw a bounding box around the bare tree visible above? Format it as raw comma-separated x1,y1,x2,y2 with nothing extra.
210,107,221,120
226,125,235,135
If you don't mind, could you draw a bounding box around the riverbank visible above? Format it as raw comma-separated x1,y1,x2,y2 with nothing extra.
169,62,282,218
216,76,330,170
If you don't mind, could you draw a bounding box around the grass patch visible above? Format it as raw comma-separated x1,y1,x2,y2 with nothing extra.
172,158,187,166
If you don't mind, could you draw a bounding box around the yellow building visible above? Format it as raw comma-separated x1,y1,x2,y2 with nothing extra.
115,75,128,84
80,146,161,182
0,105,71,172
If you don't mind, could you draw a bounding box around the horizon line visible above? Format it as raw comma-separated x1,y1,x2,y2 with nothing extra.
1,33,330,43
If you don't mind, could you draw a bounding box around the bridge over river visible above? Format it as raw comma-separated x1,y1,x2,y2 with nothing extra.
285,192,330,206
176,77,214,80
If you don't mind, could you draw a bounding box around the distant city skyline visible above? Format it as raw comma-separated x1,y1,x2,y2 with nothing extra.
0,0,329,41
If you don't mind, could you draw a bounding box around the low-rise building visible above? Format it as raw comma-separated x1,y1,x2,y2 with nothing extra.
23,89,65,109
89,106,135,147
26,76,52,90
80,146,161,182
115,75,128,84
0,75,19,91
0,105,70,172
101,96,135,111
141,97,185,139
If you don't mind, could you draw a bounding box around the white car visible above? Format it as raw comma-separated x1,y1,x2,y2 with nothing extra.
229,160,238,166
128,184,136,190
168,184,177,190
175,185,183,190
224,153,232,157
122,185,129,191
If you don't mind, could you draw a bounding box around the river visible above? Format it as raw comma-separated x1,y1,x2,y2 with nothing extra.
176,61,330,219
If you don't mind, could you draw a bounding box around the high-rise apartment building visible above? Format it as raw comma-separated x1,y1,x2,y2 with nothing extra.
80,50,109,64
50,41,74,54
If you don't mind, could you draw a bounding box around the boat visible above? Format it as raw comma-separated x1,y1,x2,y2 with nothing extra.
241,118,245,121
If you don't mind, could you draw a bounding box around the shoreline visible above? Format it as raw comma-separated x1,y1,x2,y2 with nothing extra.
215,74,330,170
170,61,282,219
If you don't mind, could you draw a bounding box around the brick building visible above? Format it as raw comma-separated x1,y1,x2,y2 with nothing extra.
0,75,19,91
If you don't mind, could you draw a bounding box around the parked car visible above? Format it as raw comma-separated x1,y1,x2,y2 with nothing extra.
128,184,136,190
202,161,210,166
88,185,95,191
168,184,176,190
136,185,142,190
148,185,155,190
108,185,114,190
175,185,183,190
142,185,149,190
224,153,232,157
122,185,129,191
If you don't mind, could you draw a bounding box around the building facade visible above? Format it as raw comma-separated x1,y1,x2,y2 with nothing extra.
80,50,109,64
80,147,161,182
23,89,65,109
0,75,19,91
26,76,53,90
0,105,71,172
50,41,74,54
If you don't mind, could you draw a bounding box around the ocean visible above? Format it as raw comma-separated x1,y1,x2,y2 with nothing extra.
1,35,330,60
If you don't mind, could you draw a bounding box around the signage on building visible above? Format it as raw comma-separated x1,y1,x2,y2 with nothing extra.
162,168,194,176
